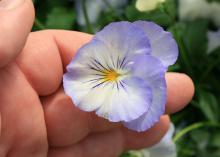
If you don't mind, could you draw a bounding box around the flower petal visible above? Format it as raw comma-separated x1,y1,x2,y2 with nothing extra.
143,123,177,157
133,21,178,67
94,21,151,59
96,77,152,122
63,40,114,111
63,72,106,111
135,0,166,12
124,55,167,132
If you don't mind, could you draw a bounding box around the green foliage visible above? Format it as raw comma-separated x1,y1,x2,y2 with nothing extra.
33,0,220,157
206,0,220,3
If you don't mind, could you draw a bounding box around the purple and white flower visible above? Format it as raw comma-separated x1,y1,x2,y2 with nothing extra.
63,21,178,132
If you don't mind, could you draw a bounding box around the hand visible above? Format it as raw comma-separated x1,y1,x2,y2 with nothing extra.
0,0,195,157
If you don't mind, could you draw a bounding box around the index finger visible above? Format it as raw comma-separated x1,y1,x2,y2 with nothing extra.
0,0,34,67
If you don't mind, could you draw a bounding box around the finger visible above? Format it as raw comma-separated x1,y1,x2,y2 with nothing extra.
47,116,169,157
48,129,124,157
0,0,34,67
41,88,120,147
16,31,63,96
0,64,47,157
165,72,194,114
122,115,170,150
16,30,91,95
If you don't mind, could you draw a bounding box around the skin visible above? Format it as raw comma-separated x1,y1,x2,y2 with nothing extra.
0,0,195,157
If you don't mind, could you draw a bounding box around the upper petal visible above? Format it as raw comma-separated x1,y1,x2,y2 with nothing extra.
124,54,167,132
133,21,178,67
94,21,151,59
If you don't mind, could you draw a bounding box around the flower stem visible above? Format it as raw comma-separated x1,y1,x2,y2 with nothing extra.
82,0,94,33
173,122,220,142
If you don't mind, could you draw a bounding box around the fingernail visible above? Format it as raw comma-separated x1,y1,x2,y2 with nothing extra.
0,0,25,10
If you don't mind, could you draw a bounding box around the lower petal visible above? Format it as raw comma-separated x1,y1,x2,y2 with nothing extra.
96,77,152,122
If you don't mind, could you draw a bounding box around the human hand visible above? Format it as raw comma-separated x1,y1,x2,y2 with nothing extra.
0,0,194,157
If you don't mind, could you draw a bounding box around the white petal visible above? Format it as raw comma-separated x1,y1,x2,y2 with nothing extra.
207,29,220,54
179,0,220,27
96,77,152,122
142,123,176,157
136,0,165,12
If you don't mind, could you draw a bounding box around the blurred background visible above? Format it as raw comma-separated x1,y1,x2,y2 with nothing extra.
33,0,220,157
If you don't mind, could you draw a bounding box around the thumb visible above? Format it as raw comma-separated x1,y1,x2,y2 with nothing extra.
0,0,35,67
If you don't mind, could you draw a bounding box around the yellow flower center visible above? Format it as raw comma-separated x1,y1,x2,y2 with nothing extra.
104,70,119,81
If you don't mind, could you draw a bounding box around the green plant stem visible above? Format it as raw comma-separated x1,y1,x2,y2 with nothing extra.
173,122,220,142
82,0,94,33
34,18,46,30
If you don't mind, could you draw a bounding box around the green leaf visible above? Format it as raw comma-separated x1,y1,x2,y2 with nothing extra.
182,20,208,57
190,130,210,150
210,133,220,147
198,90,220,123
206,0,220,3
46,7,75,30
125,0,177,27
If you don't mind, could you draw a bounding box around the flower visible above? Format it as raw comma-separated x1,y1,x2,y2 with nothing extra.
207,29,220,54
76,0,127,26
179,0,220,27
129,123,176,157
63,21,178,132
135,0,166,12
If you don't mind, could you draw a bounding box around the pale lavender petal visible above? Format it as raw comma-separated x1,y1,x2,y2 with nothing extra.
63,40,114,111
124,55,167,132
94,21,151,59
96,77,152,122
133,21,178,67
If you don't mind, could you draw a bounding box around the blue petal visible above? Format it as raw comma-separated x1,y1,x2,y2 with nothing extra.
94,21,151,59
96,77,152,122
124,54,167,132
133,21,178,67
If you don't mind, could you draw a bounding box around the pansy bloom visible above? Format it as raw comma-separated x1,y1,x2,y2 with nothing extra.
63,21,178,132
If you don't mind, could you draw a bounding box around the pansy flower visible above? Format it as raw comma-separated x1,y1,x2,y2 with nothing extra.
63,21,178,132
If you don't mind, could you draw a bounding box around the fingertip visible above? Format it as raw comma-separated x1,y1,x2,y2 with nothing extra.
0,0,35,67
165,72,195,114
